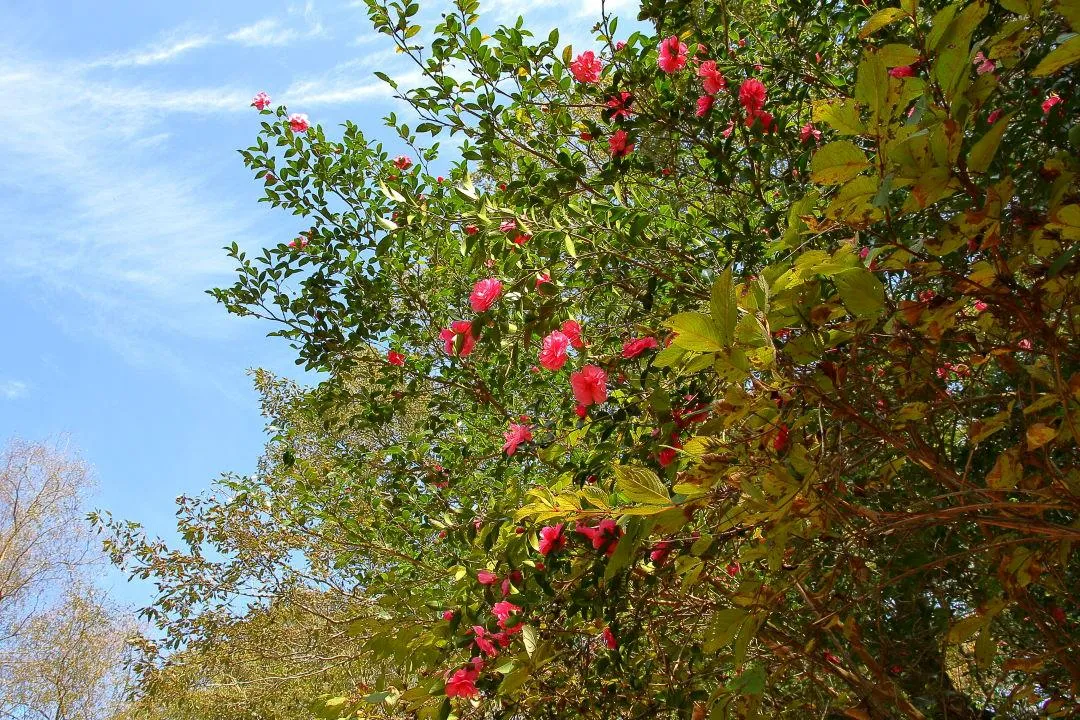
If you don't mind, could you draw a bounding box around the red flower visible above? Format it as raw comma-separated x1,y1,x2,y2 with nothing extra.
535,272,551,288
440,321,476,357
502,423,533,456
799,123,821,143
465,224,479,235
1018,339,1032,350
477,569,498,585
443,609,455,621
650,540,673,564
615,41,626,51
823,651,841,665
251,91,271,110
539,330,572,371
387,350,405,366
721,120,735,138
580,131,593,142
472,626,500,656
657,35,689,73
658,439,681,467
726,561,741,576
570,365,608,406
575,518,622,556
1042,93,1062,114
492,600,522,631
539,524,566,556
603,626,618,649
561,320,584,349
974,301,988,312
470,278,503,313
697,60,726,94
288,113,310,133
606,92,634,121
575,404,588,418
570,50,603,83
512,233,532,246
392,155,412,170
621,336,658,359
445,667,480,698
696,94,714,117
773,423,789,452
888,65,915,78
973,51,995,75
738,78,767,116
609,129,634,158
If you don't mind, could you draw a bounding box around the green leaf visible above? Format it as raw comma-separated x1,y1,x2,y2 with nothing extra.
834,267,884,319
521,624,537,657
614,465,671,505
703,608,749,653
967,113,1012,173
877,43,921,67
664,312,723,352
946,613,985,644
812,98,865,136
1032,34,1080,76
858,7,906,38
605,517,647,580
854,52,888,120
710,267,737,347
810,141,870,185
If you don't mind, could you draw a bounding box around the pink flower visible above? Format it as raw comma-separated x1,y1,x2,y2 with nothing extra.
658,438,681,467
738,78,767,116
445,667,480,698
1018,339,1033,350
986,108,1003,124
974,301,988,312
492,601,522,630
697,60,726,94
859,246,870,260
561,320,584,349
570,50,603,83
696,95,714,117
443,609,456,621
973,51,995,75
889,65,915,78
575,518,622,556
393,155,413,170
606,92,635,121
502,423,533,455
535,272,551,288
470,278,503,312
288,236,309,249
721,120,735,138
388,350,405,366
657,35,689,73
539,524,566,556
499,220,517,233
1042,93,1062,114
571,365,608,406
650,540,673,564
441,321,476,357
477,569,498,585
799,123,822,143
251,91,271,110
465,224,479,235
539,331,572,371
472,626,500,656
288,113,310,133
615,40,626,51
603,626,618,649
609,129,634,158
621,336,658,359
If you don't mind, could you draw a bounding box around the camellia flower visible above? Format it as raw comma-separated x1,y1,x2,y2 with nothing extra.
721,120,735,138
615,40,626,51
571,365,608,406
570,50,603,83
392,155,412,170
622,336,659,359
539,330,572,371
1018,338,1033,350
606,92,635,121
726,560,741,576
470,278,503,313
535,272,551,288
650,540,673,564
251,91,271,110
472,626,500,656
986,108,1003,124
974,301,988,312
477,569,498,585
696,95,714,117
799,123,822,143
657,35,689,73
575,404,588,418
445,666,480,698
888,65,915,78
387,350,405,366
603,627,618,650
697,60,726,94
973,51,995,75
1042,93,1062,114
502,423,533,455
538,524,566,556
561,320,584,349
580,131,594,142
609,129,634,158
773,423,790,452
288,113,310,133
288,236,309,249
576,518,622,556
738,78,767,117
512,233,532,246
443,609,455,621
499,220,517,233
658,438,681,467
465,224,479,235
441,321,476,357
492,601,522,631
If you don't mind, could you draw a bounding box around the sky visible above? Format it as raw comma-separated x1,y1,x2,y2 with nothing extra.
0,0,636,609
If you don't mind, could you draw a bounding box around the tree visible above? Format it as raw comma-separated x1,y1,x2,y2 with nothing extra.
107,0,1079,717
1,440,132,720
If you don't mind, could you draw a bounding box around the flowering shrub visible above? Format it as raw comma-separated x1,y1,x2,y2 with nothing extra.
105,0,1080,718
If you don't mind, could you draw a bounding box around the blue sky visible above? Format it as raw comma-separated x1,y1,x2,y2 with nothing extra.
0,0,635,609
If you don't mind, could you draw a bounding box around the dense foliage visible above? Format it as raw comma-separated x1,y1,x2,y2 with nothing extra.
102,0,1080,717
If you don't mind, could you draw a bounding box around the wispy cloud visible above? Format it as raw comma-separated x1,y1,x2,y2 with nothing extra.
227,1,326,47
0,381,28,400
282,56,418,106
87,33,213,69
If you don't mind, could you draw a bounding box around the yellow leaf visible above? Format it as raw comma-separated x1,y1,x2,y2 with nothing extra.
859,7,907,38
1026,423,1057,449
810,141,870,185
1032,35,1080,76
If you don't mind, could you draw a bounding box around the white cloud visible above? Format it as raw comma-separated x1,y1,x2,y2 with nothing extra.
226,19,300,47
0,381,28,399
86,34,213,69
